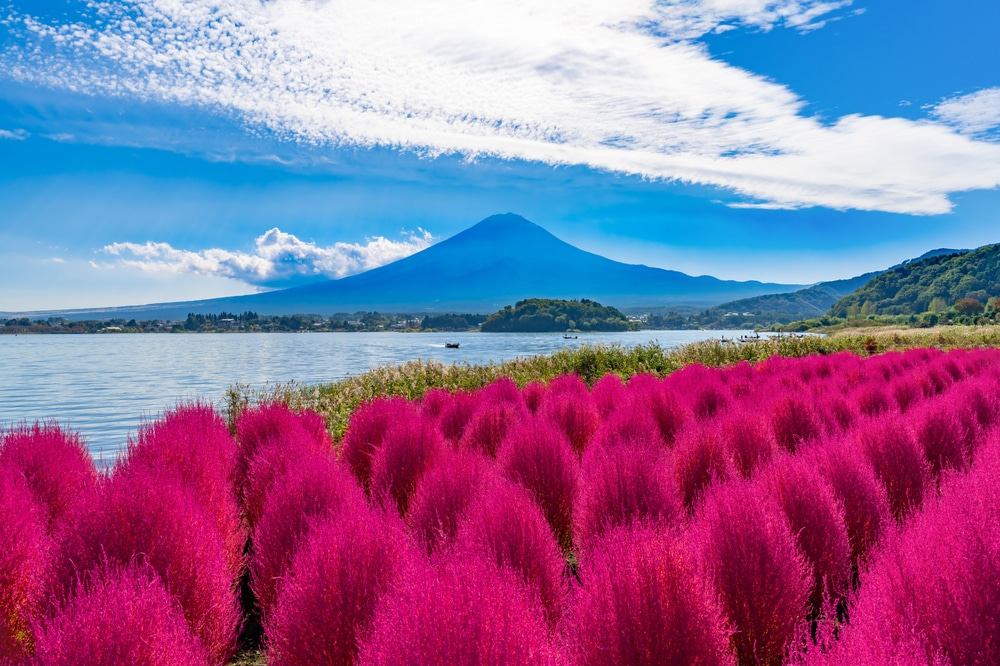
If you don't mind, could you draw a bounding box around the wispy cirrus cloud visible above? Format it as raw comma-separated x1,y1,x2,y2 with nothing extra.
2,0,999,215
932,88,1000,137
0,129,29,140
102,228,436,287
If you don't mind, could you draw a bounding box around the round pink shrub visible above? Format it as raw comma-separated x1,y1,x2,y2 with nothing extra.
771,395,822,453
370,410,444,516
539,391,600,456
497,417,580,550
477,376,525,408
694,479,811,666
760,456,851,609
242,418,330,531
889,376,922,413
340,397,412,490
407,449,494,554
32,562,209,666
236,403,330,491
419,387,452,420
591,402,662,451
521,381,547,413
0,421,98,531
455,478,566,623
853,415,930,521
854,384,893,417
547,373,590,399
436,391,478,443
359,554,555,666
627,374,689,445
590,373,626,418
117,403,244,580
0,467,50,661
264,508,410,666
912,398,968,477
566,524,733,666
55,468,240,664
815,392,859,434
574,441,682,555
807,439,892,569
250,451,367,616
459,401,525,458
672,424,733,511
719,407,777,478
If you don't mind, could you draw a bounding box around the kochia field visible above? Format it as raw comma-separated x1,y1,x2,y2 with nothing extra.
2,347,999,665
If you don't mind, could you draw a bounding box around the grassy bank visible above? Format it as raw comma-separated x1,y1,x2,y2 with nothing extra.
225,325,1000,441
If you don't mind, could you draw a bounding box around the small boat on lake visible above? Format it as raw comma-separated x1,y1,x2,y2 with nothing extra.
563,334,578,339
445,342,460,348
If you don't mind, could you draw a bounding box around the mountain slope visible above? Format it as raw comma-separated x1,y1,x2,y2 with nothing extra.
829,245,998,316
42,214,803,319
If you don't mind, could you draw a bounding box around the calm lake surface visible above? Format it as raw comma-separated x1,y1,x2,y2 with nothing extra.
1,330,761,463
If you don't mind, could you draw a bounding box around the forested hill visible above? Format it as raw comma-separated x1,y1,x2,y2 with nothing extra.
481,298,638,332
829,245,998,317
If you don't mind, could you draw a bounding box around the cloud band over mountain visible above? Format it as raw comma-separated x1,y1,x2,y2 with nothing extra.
101,228,436,288
3,0,1000,215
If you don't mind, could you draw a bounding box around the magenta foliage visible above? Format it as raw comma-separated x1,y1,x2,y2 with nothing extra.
0,421,98,531
889,376,922,412
672,424,733,511
250,450,367,616
816,392,859,434
771,395,822,453
498,417,580,550
539,391,600,456
407,449,494,554
370,410,444,516
420,387,452,420
359,553,555,666
242,411,330,531
574,441,682,555
807,439,892,568
116,403,244,579
264,508,410,666
566,524,733,666
547,373,590,399
800,432,1000,666
477,376,525,408
0,466,50,661
590,373,626,418
236,403,329,490
760,455,851,609
455,478,566,623
521,381,547,413
694,479,811,666
340,396,412,490
459,401,526,458
854,414,929,521
718,407,777,478
55,467,240,664
627,374,690,445
854,384,893,416
32,561,209,666
912,398,968,477
436,391,478,443
591,402,663,451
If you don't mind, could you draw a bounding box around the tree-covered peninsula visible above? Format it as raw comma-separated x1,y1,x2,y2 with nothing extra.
480,298,639,332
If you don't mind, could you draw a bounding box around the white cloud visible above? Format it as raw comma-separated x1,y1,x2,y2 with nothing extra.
0,129,28,140
932,88,1000,136
2,0,999,214
101,228,436,286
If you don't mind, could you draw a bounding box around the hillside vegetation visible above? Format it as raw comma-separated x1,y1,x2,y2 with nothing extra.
480,298,638,333
830,244,999,317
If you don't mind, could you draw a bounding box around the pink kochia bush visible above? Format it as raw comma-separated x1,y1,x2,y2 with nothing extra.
264,507,411,666
797,432,1000,665
359,554,555,666
54,466,240,664
565,524,734,666
455,478,567,624
31,562,209,666
0,421,98,531
694,479,811,666
340,396,411,490
407,449,495,554
116,403,244,579
854,414,929,521
0,466,51,661
250,450,367,616
497,417,580,550
370,410,444,517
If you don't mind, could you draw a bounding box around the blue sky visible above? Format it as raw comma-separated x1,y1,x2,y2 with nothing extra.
1,0,999,311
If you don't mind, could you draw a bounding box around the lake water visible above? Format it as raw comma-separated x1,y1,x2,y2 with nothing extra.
1,330,759,462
